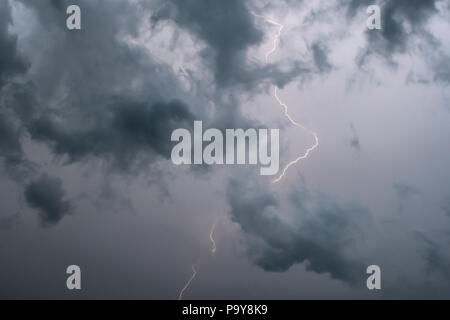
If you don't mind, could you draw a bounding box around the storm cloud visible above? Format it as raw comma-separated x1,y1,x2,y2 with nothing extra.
0,0,200,175
152,0,263,86
349,0,443,65
24,175,71,226
227,177,372,285
0,0,28,88
0,1,28,169
29,99,194,171
0,0,449,299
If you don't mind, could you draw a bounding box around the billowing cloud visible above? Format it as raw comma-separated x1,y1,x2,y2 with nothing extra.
227,176,373,285
0,1,28,170
152,0,313,91
1,0,198,174
0,0,449,299
377,0,438,53
152,0,263,86
351,0,442,64
0,0,28,88
0,114,23,166
29,99,194,171
24,175,71,226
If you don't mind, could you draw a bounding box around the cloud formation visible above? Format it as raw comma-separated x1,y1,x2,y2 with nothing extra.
352,0,442,64
0,0,449,299
29,99,194,171
227,176,372,285
24,175,71,226
153,0,263,86
0,0,28,88
0,0,199,175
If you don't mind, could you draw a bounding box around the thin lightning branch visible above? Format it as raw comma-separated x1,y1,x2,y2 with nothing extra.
252,12,319,183
210,217,220,255
178,11,318,300
272,88,319,183
178,261,198,300
251,12,284,63
178,217,220,300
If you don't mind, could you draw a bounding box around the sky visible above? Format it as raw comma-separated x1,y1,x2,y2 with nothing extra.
1,0,450,299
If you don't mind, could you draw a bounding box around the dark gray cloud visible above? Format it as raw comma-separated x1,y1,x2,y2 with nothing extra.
0,0,448,299
152,0,312,90
1,0,297,184
24,175,71,226
4,0,198,173
0,114,23,166
49,0,65,11
311,42,332,73
0,0,200,224
28,99,194,171
0,83,40,183
372,0,437,52
152,0,263,86
0,1,29,170
334,0,450,89
0,0,28,88
300,0,446,73
1,82,36,125
351,0,441,64
227,177,372,285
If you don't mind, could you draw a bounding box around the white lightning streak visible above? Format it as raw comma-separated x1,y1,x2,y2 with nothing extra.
272,88,319,183
252,12,319,183
178,218,220,300
178,263,198,300
210,218,219,255
178,11,317,300
252,13,284,64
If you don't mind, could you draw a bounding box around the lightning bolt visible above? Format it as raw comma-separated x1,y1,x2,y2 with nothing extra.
210,217,220,256
272,88,319,183
178,218,220,300
178,11,318,300
252,12,319,183
178,262,198,300
251,12,283,64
